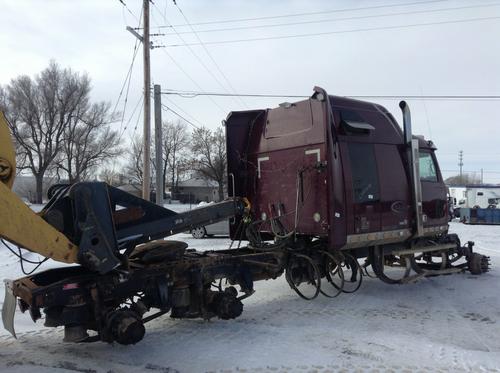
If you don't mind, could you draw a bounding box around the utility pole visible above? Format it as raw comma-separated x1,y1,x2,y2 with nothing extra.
142,0,151,201
481,168,484,184
458,150,463,184
154,84,163,205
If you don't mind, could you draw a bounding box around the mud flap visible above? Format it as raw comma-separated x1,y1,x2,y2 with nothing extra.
2,280,17,338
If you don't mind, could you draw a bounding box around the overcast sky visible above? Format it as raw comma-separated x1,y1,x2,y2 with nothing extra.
1,0,499,182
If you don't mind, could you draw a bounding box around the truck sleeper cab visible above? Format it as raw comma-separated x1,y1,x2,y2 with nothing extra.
225,87,448,253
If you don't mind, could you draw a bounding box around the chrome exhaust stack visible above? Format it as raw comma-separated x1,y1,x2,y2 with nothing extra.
399,101,424,237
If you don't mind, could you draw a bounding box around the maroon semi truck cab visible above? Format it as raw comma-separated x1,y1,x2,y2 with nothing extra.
225,87,448,252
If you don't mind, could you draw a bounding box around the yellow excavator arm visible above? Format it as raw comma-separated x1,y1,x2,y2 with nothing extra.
0,111,79,263
0,111,15,189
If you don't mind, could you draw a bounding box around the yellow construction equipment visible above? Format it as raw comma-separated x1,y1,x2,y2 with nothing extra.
0,111,15,189
0,112,79,263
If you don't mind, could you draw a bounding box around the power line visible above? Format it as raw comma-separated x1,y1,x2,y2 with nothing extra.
133,97,145,133
157,3,500,35
150,2,241,111
349,95,500,100
173,2,249,109
163,15,500,47
160,102,200,130
160,90,500,100
118,44,139,133
440,152,500,156
111,40,139,117
113,3,142,116
148,5,230,115
163,96,205,127
113,4,143,138
118,95,144,140
117,0,140,23
161,90,308,98
152,89,204,128
146,0,451,29
442,169,500,174
154,46,229,114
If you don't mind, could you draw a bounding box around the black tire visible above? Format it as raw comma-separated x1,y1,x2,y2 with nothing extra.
319,251,344,298
285,253,321,300
130,240,188,263
371,246,411,285
341,253,363,293
468,253,490,275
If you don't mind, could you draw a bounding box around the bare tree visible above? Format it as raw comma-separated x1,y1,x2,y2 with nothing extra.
445,173,481,186
4,61,89,203
3,61,120,201
0,86,6,111
190,126,227,201
174,157,191,192
162,120,189,196
99,163,125,187
121,122,190,199
124,135,144,185
56,101,121,183
100,168,117,186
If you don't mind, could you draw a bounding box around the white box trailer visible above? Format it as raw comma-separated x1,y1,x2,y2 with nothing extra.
464,185,500,209
448,186,467,207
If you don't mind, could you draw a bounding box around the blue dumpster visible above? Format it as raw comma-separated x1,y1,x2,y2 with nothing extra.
461,207,500,225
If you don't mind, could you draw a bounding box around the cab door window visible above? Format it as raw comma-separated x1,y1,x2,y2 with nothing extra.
419,152,438,182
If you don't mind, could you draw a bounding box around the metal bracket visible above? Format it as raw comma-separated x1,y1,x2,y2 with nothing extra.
2,280,17,338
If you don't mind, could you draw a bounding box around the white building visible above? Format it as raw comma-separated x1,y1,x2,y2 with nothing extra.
173,177,219,203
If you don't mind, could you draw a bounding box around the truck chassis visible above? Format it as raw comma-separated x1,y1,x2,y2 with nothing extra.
5,221,488,345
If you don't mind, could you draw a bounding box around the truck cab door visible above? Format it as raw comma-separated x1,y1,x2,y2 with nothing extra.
419,150,448,226
343,142,381,234
376,144,411,231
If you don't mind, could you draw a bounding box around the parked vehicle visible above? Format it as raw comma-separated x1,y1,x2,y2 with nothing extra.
465,186,500,209
191,220,230,238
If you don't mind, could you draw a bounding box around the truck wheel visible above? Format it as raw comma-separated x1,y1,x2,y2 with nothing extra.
468,253,490,274
192,226,206,239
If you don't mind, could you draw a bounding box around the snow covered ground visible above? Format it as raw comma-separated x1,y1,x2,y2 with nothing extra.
0,219,499,372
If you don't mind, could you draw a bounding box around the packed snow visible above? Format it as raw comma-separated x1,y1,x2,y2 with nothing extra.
0,216,499,372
